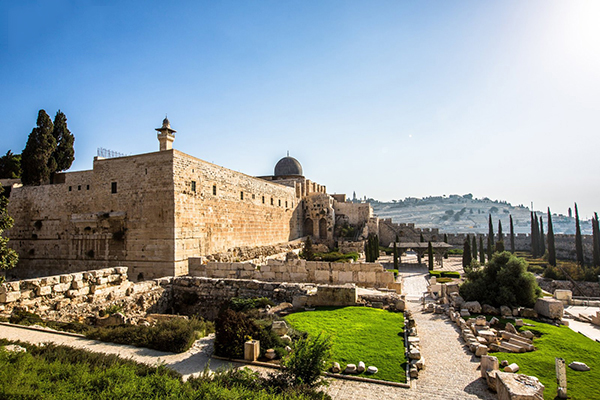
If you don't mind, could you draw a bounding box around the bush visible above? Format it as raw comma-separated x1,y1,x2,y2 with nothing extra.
281,333,332,388
315,251,359,262
448,249,463,255
229,297,274,312
528,264,545,274
214,309,261,359
428,271,460,279
459,251,542,308
85,317,213,353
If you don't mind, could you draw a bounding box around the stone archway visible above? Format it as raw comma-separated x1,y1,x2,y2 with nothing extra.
304,218,314,237
319,218,327,239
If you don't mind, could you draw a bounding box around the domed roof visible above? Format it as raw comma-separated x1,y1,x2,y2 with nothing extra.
274,156,303,177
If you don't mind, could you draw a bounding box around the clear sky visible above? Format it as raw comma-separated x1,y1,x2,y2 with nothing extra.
1,1,599,218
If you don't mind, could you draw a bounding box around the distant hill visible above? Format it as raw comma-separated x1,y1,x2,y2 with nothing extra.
368,194,592,235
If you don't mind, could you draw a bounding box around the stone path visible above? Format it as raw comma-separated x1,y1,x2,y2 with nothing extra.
0,324,235,381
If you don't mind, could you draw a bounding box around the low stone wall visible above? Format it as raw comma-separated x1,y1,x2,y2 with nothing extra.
338,240,365,254
536,277,600,298
188,259,397,290
0,267,171,322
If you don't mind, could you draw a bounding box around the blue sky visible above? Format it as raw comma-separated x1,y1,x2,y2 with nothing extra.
1,0,599,218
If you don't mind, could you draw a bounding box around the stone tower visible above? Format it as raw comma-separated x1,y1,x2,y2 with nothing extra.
155,117,176,151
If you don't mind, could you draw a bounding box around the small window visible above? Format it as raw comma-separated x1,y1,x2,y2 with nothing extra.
271,198,274,206
212,185,217,195
68,186,72,192
86,185,90,190
240,191,244,200
278,199,281,207
78,185,81,191
262,196,265,204
252,194,255,200
285,201,288,208
191,181,196,192
111,182,117,194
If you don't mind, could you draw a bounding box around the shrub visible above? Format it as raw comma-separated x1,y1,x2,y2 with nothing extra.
281,333,332,388
528,264,545,274
214,309,261,359
459,251,542,308
448,249,463,255
85,317,213,353
229,297,274,312
315,251,359,262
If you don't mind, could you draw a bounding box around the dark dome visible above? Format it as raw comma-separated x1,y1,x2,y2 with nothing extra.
274,156,303,177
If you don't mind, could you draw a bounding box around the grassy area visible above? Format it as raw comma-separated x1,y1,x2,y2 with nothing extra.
487,318,600,400
285,307,406,383
0,340,329,399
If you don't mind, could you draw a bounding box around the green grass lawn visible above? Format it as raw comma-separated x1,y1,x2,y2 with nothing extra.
285,307,406,383
488,318,600,400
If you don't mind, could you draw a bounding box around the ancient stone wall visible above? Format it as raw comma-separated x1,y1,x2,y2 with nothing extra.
536,277,600,298
0,267,171,321
172,151,303,272
303,193,335,242
188,258,397,290
445,233,597,263
378,219,440,246
6,149,306,281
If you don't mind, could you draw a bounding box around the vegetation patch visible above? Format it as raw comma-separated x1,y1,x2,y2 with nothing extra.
285,307,406,383
85,317,213,353
314,251,359,263
0,340,330,399
488,318,600,400
429,270,460,279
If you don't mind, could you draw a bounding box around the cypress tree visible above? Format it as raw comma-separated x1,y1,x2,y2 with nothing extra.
479,236,485,264
303,236,314,261
531,212,539,258
375,234,380,261
547,208,557,267
498,220,504,242
509,215,515,253
51,110,75,174
21,110,56,185
420,233,424,243
428,241,434,270
443,233,448,243
539,215,545,256
472,235,477,262
488,214,495,247
592,212,600,267
462,238,472,268
486,235,493,261
393,241,399,269
575,203,584,265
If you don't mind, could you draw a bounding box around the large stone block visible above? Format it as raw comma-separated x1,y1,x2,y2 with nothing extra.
496,372,544,400
0,291,20,303
36,286,52,296
534,298,563,320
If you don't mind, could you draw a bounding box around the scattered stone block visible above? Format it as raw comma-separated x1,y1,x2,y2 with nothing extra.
280,334,292,344
476,345,489,356
464,301,482,313
482,304,500,315
265,349,277,360
244,340,259,362
460,309,470,317
490,317,499,325
357,361,365,373
0,291,20,303
568,361,590,371
496,372,544,400
409,366,418,378
520,308,538,318
534,298,563,320
271,320,289,336
504,363,520,373
331,362,341,373
515,319,524,327
556,358,567,399
480,355,499,378
367,366,378,374
3,344,26,353
505,322,518,334
486,369,499,392
500,305,512,317
521,330,534,340
475,315,487,326
344,364,357,374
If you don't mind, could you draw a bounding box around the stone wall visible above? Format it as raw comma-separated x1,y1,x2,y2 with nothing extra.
6,149,305,281
188,258,398,290
378,219,440,247
536,277,600,298
445,232,597,263
0,267,171,322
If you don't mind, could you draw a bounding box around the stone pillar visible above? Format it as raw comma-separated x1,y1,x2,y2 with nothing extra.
244,340,260,361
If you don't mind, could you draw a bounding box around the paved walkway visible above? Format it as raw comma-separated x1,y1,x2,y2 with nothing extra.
0,324,235,381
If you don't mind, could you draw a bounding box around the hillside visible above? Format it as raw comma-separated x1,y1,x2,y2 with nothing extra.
369,194,593,235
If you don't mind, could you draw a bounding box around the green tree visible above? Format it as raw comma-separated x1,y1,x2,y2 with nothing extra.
463,237,472,268
0,151,22,179
488,214,494,247
1,187,19,272
593,212,600,267
459,251,542,307
539,215,545,256
21,110,56,185
303,236,315,261
428,241,434,270
530,212,539,258
50,110,75,174
487,235,492,261
393,236,399,270
443,233,448,243
479,236,485,264
495,240,505,253
575,203,584,265
419,233,424,243
509,215,515,253
281,333,332,388
547,208,556,267
472,235,477,262
498,220,504,243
